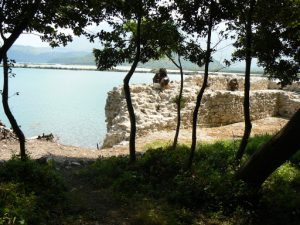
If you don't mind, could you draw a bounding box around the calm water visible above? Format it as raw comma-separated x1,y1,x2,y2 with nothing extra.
0,67,183,148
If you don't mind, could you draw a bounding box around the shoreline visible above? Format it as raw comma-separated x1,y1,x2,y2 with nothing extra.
0,63,264,76
0,117,288,162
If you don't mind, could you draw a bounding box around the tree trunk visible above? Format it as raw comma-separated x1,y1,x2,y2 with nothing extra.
172,55,183,149
123,16,141,163
237,108,300,187
2,54,27,160
235,0,256,162
187,8,213,169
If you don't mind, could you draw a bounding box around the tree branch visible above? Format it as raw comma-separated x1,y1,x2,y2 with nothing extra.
0,0,42,63
166,53,181,69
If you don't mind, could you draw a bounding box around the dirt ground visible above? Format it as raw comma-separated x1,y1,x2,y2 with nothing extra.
0,117,288,162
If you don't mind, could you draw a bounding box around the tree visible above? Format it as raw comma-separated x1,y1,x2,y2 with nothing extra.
0,0,91,159
233,0,257,162
253,0,300,86
232,0,299,163
188,3,213,169
0,0,43,160
237,108,300,187
93,0,181,163
174,0,231,169
150,31,185,150
2,55,27,159
170,54,184,149
235,0,300,186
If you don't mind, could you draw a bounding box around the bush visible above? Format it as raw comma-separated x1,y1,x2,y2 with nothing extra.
80,136,300,225
245,134,272,156
0,158,66,225
0,183,36,225
80,156,129,188
136,147,188,186
256,163,300,225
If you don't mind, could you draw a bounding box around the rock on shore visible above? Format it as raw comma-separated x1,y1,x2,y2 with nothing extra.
0,121,16,141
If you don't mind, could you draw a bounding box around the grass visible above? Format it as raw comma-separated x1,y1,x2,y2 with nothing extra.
1,135,300,224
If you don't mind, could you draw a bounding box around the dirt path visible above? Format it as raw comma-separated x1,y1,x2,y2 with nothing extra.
0,117,287,162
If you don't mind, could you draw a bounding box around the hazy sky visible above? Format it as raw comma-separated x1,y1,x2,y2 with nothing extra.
14,23,107,51
14,22,236,64
15,34,99,51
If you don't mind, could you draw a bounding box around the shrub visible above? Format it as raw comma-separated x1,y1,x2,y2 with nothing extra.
245,134,272,156
0,158,66,224
79,136,300,225
0,183,36,225
80,156,129,188
256,163,300,225
172,95,187,109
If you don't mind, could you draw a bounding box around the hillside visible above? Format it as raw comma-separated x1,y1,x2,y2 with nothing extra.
8,45,90,64
8,45,225,71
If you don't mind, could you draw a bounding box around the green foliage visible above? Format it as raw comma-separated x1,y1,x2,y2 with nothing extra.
290,150,300,167
232,0,300,86
143,140,170,149
244,134,272,156
0,158,66,225
256,164,300,225
172,95,187,109
79,136,300,224
80,156,129,188
244,134,300,167
131,201,195,225
0,183,36,225
93,1,184,70
169,141,249,212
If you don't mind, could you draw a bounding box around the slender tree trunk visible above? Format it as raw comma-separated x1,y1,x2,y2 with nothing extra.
235,0,256,162
2,54,26,160
123,16,141,163
237,108,300,187
187,9,213,169
172,55,183,149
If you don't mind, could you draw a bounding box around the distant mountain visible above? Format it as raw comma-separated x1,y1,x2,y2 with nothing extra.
221,58,264,74
136,57,224,71
8,45,226,71
8,45,90,64
49,53,224,71
48,53,95,65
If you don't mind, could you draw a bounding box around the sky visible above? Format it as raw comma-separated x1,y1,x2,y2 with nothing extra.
15,34,98,51
15,26,235,58
13,22,256,71
14,23,107,51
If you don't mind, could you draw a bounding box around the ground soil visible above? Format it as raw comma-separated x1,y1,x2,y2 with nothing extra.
0,116,288,162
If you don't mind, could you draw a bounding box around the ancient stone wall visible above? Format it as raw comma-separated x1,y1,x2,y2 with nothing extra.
277,92,300,118
185,74,270,91
102,74,300,148
196,90,279,127
268,80,300,92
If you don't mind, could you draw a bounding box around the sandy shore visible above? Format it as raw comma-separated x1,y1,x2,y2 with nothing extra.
0,117,287,162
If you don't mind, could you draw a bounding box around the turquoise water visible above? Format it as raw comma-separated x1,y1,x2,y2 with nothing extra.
0,67,182,148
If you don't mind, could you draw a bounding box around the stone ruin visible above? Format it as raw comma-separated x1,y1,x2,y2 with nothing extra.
227,78,239,91
153,68,170,89
0,121,16,140
37,133,55,141
102,74,300,148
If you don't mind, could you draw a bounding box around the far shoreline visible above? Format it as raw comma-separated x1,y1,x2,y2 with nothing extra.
0,62,264,76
